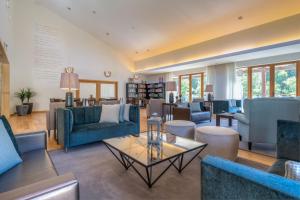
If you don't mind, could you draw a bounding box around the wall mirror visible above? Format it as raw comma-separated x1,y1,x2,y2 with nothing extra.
76,79,118,100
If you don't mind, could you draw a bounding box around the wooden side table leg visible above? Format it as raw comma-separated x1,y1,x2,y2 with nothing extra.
216,115,220,126
229,118,232,127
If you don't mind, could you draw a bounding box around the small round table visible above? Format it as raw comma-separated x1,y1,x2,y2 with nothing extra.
164,120,196,139
195,126,239,161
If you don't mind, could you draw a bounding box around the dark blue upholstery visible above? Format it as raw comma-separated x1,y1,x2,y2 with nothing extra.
57,105,140,150
213,100,242,114
201,156,300,200
201,120,300,200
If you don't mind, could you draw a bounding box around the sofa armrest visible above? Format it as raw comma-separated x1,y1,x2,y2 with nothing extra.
15,131,47,154
0,173,79,200
201,156,300,200
57,108,72,149
234,113,249,125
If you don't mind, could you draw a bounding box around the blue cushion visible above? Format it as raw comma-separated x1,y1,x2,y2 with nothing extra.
189,102,201,112
0,120,22,175
119,104,125,122
0,116,21,156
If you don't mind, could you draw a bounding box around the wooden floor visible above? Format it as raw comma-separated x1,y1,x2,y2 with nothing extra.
8,109,275,166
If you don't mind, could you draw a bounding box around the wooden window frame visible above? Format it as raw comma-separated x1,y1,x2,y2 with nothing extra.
76,79,118,99
178,72,205,102
245,60,300,98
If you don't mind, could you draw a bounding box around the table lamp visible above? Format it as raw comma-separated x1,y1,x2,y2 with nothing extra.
205,84,214,101
165,81,177,103
60,67,79,107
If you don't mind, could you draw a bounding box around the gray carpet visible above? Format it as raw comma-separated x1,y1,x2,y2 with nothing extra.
49,142,269,200
196,119,276,157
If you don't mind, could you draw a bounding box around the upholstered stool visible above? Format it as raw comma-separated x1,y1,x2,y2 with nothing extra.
164,120,196,139
195,126,239,161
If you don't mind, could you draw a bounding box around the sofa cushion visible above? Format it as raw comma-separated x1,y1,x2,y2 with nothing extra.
0,120,22,175
189,102,201,112
100,104,120,123
0,116,21,156
0,150,57,193
84,106,101,124
268,159,287,177
71,107,86,125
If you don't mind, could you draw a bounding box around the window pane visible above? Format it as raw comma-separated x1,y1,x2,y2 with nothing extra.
180,75,190,102
236,68,248,99
275,64,296,97
252,66,270,98
172,76,179,100
192,74,201,100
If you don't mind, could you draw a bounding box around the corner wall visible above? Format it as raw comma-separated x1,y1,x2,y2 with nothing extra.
10,0,134,112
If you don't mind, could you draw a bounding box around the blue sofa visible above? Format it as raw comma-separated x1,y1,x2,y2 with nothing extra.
213,99,242,114
201,120,300,200
57,105,140,151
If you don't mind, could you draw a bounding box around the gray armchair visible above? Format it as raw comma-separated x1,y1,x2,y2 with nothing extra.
0,131,79,200
146,99,166,118
234,98,300,150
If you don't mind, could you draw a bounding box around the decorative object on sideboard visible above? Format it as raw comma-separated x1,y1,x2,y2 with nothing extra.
205,84,214,101
60,67,79,107
104,71,111,78
23,88,36,114
14,88,29,116
165,81,177,103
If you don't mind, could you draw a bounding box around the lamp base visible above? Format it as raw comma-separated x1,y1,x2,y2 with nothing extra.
65,92,74,107
169,92,174,103
207,93,214,102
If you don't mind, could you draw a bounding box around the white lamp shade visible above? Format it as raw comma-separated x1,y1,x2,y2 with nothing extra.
60,72,79,90
165,81,177,91
205,84,213,92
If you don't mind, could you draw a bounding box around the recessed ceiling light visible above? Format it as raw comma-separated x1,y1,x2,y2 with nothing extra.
131,26,135,30
67,7,71,11
238,16,243,20
146,49,150,52
135,51,139,54
92,10,96,14
106,32,110,36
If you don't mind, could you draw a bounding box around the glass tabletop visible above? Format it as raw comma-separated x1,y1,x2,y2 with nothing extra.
103,132,206,167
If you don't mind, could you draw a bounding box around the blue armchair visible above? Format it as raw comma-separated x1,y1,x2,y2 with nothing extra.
201,120,300,200
213,99,241,114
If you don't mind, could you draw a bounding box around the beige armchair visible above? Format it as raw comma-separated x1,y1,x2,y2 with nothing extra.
46,102,65,138
146,99,167,118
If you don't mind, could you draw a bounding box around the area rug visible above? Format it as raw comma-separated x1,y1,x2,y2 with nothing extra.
49,142,269,200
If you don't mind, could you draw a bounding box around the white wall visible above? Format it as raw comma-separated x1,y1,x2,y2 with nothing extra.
11,0,134,112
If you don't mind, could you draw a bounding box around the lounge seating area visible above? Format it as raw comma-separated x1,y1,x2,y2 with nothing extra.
1,0,300,199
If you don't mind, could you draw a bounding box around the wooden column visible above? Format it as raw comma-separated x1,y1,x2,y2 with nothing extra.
247,67,252,99
1,63,10,117
269,64,275,97
297,61,300,96
200,73,204,98
189,74,192,102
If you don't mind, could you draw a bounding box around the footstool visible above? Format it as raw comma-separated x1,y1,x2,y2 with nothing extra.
195,126,239,161
164,120,196,139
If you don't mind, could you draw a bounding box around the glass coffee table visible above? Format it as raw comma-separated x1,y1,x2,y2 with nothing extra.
103,132,207,188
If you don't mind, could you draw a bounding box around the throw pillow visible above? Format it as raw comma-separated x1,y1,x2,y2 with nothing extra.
0,116,21,156
0,120,22,174
119,104,125,122
285,160,300,181
124,104,131,121
100,104,120,123
190,102,201,112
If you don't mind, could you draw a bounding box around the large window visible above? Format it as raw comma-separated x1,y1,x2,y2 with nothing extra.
252,66,270,98
180,75,190,102
179,72,205,102
236,61,300,98
275,64,296,97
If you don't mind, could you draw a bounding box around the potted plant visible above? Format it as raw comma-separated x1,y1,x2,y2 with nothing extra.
15,88,29,116
24,88,36,114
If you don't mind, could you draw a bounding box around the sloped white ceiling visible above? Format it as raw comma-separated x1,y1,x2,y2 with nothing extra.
35,0,300,61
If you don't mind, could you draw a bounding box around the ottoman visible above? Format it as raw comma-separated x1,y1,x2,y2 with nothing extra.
195,126,239,161
164,120,196,139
